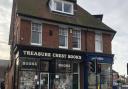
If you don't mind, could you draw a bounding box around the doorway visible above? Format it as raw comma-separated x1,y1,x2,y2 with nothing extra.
40,73,49,89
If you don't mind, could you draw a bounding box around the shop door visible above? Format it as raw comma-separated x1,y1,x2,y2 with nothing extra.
40,73,49,89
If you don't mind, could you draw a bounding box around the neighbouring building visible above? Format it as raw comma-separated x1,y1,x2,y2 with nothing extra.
112,70,119,87
7,0,116,89
0,60,9,88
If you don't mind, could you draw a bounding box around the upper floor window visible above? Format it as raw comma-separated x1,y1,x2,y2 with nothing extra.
95,32,103,52
31,22,42,45
59,27,68,49
72,30,81,50
49,0,74,15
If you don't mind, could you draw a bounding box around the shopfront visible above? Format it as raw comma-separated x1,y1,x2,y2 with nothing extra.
86,53,114,89
14,45,84,89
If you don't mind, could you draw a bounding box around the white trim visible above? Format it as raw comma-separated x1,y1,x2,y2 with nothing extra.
72,30,81,50
31,22,42,46
40,73,49,89
49,0,74,15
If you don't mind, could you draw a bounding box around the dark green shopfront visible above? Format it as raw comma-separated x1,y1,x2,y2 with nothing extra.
14,45,114,89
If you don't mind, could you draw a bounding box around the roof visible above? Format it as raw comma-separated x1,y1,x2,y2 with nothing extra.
16,0,116,33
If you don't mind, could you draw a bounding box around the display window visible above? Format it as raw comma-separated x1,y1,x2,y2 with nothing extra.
88,63,112,89
19,71,37,89
18,59,79,89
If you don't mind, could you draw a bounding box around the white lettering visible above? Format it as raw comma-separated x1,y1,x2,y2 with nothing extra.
23,50,81,60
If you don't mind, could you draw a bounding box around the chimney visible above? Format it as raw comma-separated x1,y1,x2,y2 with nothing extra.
93,14,103,21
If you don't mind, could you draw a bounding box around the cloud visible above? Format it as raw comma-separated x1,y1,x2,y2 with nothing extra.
0,0,12,9
79,0,128,75
0,0,12,60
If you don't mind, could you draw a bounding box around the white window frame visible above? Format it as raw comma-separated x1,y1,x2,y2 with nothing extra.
59,27,68,49
95,31,103,52
31,22,42,46
49,0,74,15
72,30,81,50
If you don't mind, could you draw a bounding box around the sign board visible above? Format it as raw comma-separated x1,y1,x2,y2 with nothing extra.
16,45,83,61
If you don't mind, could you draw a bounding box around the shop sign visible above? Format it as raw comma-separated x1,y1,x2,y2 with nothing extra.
21,50,82,60
86,53,114,64
91,57,104,61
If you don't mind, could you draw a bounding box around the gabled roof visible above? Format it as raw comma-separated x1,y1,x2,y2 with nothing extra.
16,0,116,33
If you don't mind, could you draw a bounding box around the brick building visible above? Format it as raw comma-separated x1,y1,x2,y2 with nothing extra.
0,60,9,89
7,0,116,89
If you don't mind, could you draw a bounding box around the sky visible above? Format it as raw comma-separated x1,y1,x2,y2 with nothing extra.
0,0,128,76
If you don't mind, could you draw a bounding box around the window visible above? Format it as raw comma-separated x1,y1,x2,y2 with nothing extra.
31,23,42,45
50,0,74,15
49,60,79,89
19,71,36,89
95,32,103,52
59,27,68,48
72,30,81,50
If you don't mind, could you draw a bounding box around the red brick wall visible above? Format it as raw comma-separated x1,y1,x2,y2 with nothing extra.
5,62,15,89
68,29,72,49
19,19,112,54
19,19,31,45
43,23,59,48
81,30,86,51
86,31,95,52
103,33,112,54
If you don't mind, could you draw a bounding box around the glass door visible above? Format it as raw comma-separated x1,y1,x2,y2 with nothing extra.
40,73,49,89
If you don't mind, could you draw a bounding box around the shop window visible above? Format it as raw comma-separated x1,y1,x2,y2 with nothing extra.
59,27,68,49
49,60,79,89
88,63,112,89
40,61,49,72
56,60,72,73
31,22,42,45
95,32,103,52
49,0,74,15
72,30,81,50
19,71,37,89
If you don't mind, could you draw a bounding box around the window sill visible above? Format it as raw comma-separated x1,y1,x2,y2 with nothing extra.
95,50,103,53
72,48,81,50
31,43,42,46
59,46,68,49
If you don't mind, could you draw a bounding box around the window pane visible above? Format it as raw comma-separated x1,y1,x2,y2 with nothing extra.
32,31,39,43
19,71,36,89
64,3,72,13
54,1,62,11
56,60,72,73
95,32,102,52
73,74,78,89
73,63,78,73
40,61,49,72
50,74,73,89
59,28,68,47
31,23,42,44
59,36,66,46
72,37,78,48
72,30,81,49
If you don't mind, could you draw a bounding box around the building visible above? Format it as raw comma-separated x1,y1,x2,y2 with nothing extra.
0,60,9,89
113,70,119,86
7,0,116,89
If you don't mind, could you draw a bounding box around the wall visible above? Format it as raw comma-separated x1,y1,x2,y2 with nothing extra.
18,19,112,54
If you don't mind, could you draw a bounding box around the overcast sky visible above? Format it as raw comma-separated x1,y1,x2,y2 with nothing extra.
0,0,128,76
